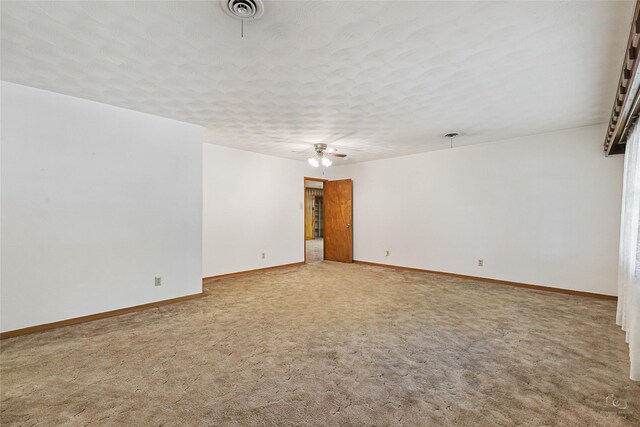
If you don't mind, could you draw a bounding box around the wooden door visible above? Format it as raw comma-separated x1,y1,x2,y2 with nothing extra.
324,179,353,262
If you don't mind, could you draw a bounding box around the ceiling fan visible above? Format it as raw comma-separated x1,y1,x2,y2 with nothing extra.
307,143,347,168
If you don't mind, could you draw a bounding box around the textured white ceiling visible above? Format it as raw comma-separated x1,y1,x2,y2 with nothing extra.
1,1,634,163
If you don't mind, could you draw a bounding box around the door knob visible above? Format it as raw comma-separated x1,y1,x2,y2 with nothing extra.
346,224,352,228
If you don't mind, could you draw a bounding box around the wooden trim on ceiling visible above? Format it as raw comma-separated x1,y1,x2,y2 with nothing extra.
203,262,304,283
605,1,640,156
354,260,617,300
0,292,204,340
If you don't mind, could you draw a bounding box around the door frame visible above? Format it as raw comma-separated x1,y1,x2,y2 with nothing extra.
304,177,328,263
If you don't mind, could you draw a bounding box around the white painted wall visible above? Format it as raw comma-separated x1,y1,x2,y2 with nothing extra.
203,143,322,277
330,125,623,295
1,82,203,332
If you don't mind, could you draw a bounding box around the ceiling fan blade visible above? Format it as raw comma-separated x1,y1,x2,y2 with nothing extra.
265,136,348,158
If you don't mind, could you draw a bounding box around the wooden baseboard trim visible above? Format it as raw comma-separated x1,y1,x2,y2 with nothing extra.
353,260,617,300
203,262,304,283
0,292,203,340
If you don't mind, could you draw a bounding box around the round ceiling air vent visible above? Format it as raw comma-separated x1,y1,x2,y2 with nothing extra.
222,0,264,20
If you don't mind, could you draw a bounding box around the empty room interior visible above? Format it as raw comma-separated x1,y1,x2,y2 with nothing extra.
2,0,640,425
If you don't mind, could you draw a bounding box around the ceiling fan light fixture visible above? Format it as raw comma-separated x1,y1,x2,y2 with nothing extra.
306,142,344,168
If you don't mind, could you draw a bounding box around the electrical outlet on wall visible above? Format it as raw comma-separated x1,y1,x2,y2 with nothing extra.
262,252,266,259
385,250,390,257
155,276,162,286
478,259,484,267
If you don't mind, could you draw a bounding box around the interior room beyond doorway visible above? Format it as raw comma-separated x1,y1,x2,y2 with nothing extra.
305,178,324,263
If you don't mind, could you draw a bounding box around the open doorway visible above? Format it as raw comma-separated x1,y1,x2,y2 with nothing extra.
305,178,326,263
304,177,353,264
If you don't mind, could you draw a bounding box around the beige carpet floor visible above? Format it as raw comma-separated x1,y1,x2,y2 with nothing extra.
1,262,639,426
306,238,323,263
